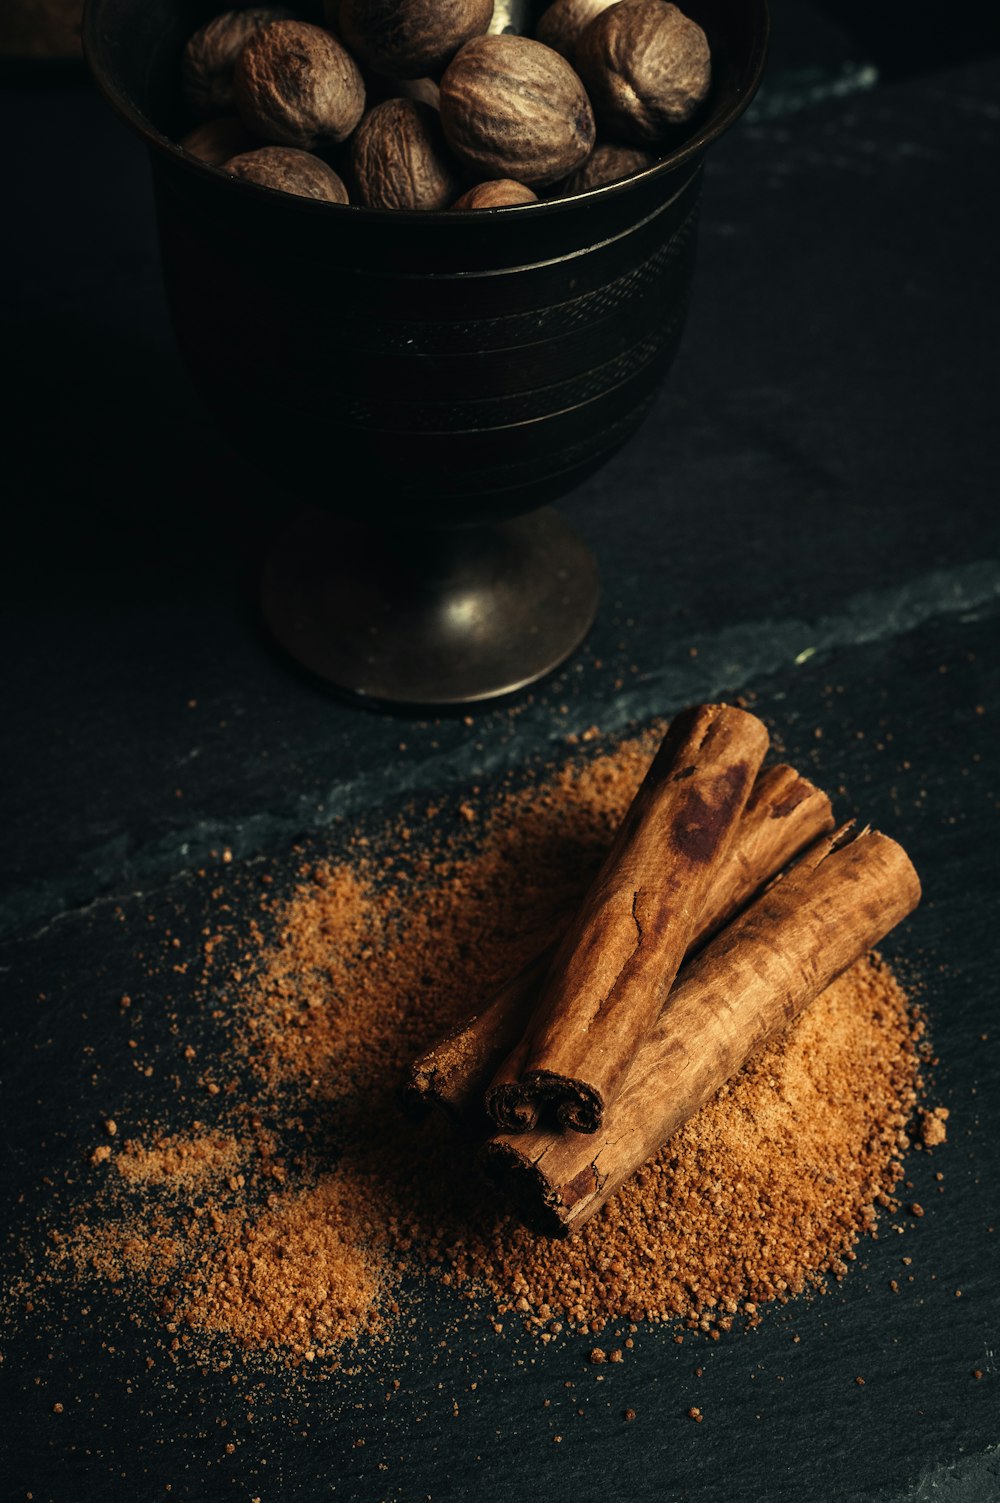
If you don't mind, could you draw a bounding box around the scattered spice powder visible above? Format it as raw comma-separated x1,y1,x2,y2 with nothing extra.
21,730,935,1372
918,1107,949,1147
112,1131,243,1188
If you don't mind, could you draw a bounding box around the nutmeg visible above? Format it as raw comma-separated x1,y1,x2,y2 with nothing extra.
350,98,461,211
234,19,366,148
561,141,657,193
337,0,493,80
224,146,350,202
180,115,258,166
364,73,442,112
389,76,442,111
534,0,617,65
576,0,711,144
451,179,539,209
182,6,291,118
440,35,596,189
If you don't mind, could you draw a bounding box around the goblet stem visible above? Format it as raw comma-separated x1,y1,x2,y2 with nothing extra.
261,506,599,707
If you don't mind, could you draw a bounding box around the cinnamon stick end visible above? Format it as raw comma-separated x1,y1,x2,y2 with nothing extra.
526,1070,603,1135
400,1063,470,1125
765,767,834,827
485,1082,541,1134
399,1078,433,1121
481,1140,572,1238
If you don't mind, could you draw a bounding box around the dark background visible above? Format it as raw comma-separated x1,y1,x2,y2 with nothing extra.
2,3,999,1499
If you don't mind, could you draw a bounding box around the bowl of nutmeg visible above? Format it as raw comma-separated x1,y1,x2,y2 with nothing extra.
84,0,767,704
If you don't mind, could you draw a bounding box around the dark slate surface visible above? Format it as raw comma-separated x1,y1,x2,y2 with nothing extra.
2,16,999,1503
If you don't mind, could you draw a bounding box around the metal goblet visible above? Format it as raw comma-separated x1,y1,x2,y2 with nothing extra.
85,0,768,705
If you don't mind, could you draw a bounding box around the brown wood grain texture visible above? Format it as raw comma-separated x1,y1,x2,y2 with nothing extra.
484,826,922,1236
486,704,770,1133
404,761,834,1128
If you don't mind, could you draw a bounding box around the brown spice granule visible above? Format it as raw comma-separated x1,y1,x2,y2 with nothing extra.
28,731,931,1370
113,1132,243,1189
187,1180,385,1359
918,1107,949,1147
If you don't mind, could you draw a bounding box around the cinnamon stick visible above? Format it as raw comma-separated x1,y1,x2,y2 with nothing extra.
483,826,921,1237
486,704,770,1134
405,760,832,1128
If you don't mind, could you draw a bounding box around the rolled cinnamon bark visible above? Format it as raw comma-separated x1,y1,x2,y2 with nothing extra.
405,761,832,1128
484,826,921,1237
487,704,770,1134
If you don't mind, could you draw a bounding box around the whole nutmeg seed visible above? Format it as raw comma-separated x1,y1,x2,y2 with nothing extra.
224,145,350,202
534,0,618,65
562,141,657,193
364,73,442,111
336,0,493,80
351,98,461,210
235,20,365,148
452,179,539,209
440,35,596,189
182,6,292,118
576,0,711,144
180,115,259,165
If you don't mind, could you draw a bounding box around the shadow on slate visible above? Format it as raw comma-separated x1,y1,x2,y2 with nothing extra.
1,23,1000,1503
2,57,999,938
0,606,997,1503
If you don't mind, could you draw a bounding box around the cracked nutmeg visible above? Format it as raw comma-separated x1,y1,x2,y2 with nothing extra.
440,34,596,189
576,0,711,145
350,98,461,211
224,146,350,203
234,19,366,149
181,6,292,118
335,0,493,80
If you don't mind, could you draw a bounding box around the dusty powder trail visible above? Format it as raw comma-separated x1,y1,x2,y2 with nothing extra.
21,731,934,1369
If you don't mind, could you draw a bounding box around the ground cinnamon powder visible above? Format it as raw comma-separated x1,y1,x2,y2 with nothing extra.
112,1130,243,1187
33,730,933,1368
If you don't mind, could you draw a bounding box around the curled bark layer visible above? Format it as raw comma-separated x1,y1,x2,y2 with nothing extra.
406,760,832,1127
484,827,921,1236
487,704,769,1134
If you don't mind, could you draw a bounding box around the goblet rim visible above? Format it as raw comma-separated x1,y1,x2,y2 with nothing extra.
82,0,769,223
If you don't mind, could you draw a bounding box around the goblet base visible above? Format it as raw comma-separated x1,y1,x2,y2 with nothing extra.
261,507,599,707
